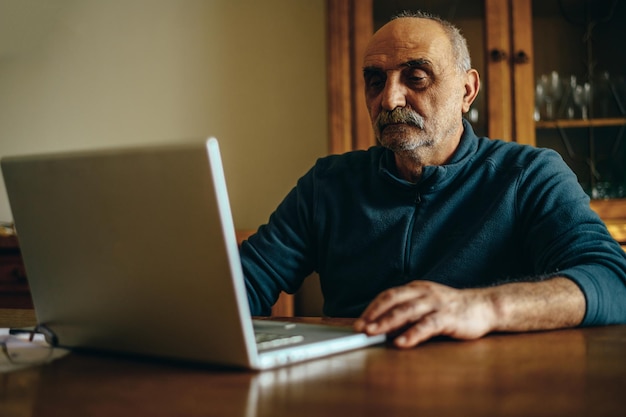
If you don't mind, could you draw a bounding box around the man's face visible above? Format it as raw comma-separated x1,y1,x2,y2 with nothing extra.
363,18,473,157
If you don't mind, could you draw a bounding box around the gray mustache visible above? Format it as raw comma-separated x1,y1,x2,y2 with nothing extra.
375,107,425,132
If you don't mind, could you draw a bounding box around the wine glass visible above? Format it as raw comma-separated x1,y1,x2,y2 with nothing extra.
573,82,592,120
536,71,564,120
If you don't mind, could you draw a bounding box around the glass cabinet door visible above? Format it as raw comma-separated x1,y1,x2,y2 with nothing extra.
532,0,626,199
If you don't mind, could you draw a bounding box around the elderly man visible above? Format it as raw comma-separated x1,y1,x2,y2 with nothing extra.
240,11,626,348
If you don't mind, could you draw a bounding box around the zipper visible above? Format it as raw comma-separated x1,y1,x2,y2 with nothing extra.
403,190,421,276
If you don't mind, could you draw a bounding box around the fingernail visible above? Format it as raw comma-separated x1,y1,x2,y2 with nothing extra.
366,323,378,332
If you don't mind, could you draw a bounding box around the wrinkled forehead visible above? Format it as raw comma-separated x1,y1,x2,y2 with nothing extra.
363,17,453,69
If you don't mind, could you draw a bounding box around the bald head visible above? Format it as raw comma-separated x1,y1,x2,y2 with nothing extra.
364,17,457,79
366,12,471,74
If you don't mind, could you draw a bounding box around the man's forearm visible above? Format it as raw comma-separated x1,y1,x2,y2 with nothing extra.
355,277,587,348
486,277,586,332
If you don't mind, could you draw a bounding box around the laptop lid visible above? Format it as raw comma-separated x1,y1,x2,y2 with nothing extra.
1,139,384,370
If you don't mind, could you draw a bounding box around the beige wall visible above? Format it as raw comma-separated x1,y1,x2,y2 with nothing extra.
0,0,328,230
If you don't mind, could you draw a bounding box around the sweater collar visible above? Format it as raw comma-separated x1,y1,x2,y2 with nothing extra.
378,119,479,191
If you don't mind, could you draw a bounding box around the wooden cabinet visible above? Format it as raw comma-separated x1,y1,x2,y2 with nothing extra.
326,0,626,225
0,235,33,309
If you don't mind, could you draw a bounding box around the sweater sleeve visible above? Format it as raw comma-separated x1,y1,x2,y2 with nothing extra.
240,165,318,315
516,149,626,325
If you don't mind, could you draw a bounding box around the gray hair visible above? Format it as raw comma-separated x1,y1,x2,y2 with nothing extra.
392,10,472,73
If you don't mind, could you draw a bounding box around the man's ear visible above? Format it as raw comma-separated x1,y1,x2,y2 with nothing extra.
461,69,480,113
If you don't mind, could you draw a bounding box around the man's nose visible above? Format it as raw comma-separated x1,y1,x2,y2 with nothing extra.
381,77,407,110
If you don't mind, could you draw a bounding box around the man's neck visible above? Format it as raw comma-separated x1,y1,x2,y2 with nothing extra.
392,134,462,183
393,154,424,183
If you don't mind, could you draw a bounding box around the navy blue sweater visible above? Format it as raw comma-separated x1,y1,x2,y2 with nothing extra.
241,122,626,324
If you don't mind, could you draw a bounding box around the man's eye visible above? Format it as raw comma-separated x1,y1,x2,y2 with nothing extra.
409,74,427,83
407,69,429,85
366,76,384,89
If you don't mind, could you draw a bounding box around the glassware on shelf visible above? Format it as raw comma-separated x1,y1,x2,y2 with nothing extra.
535,71,626,122
592,182,626,200
534,82,544,121
573,82,592,120
561,75,579,120
535,71,564,121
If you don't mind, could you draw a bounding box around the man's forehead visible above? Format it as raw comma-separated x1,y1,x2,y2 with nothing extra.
363,17,451,69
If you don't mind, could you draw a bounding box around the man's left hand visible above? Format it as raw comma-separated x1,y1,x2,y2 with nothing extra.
353,280,497,348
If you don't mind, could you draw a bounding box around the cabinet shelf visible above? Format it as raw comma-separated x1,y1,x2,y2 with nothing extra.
536,118,626,129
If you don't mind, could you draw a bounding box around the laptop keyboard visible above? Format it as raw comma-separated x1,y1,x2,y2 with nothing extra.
255,332,304,350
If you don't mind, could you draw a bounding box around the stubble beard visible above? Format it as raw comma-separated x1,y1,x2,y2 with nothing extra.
373,106,433,153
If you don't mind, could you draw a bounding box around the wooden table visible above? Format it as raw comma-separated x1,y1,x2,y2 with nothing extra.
1,316,625,417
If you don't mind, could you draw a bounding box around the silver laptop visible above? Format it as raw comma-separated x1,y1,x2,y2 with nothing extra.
1,138,385,370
